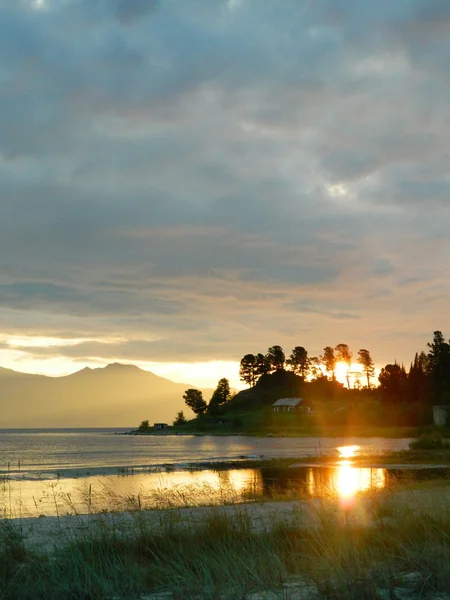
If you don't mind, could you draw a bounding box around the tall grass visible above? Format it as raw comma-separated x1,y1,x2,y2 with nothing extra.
1,476,266,521
2,484,450,599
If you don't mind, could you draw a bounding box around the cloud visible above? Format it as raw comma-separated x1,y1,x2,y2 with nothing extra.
115,0,159,24
0,0,449,374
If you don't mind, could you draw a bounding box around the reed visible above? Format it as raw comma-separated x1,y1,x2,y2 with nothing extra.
2,482,450,599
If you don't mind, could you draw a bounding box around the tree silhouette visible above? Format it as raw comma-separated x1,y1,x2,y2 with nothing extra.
208,378,231,414
287,346,309,379
357,349,375,389
255,353,271,377
378,363,407,402
173,411,187,426
427,331,450,402
183,389,207,415
320,347,336,380
408,351,429,404
239,354,257,387
266,346,286,372
309,356,322,380
353,371,362,390
335,343,353,388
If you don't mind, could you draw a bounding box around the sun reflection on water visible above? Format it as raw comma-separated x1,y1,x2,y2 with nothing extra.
337,445,359,459
334,445,385,506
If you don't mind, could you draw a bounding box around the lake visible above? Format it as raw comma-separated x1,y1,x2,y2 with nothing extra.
0,429,419,518
0,429,414,479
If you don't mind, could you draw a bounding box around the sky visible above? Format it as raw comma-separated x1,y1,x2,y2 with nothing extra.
0,0,449,389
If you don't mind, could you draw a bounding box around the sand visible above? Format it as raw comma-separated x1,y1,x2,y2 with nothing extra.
10,500,316,552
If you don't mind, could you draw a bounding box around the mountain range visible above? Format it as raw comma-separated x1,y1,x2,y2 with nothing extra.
0,363,207,428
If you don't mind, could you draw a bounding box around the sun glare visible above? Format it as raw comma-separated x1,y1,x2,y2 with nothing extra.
336,463,360,498
335,465,385,502
334,361,362,387
334,445,385,505
338,445,359,459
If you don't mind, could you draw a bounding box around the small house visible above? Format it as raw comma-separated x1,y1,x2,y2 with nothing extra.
272,398,304,413
153,423,169,431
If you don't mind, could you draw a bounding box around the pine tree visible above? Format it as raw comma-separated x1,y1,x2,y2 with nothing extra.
320,347,336,380
427,331,450,403
208,378,231,414
239,354,257,387
266,346,286,372
287,346,310,379
357,349,375,389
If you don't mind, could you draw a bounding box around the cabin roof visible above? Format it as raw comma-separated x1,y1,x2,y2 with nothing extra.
272,397,303,407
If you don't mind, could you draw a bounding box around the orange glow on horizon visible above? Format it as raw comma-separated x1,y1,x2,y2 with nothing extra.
334,361,380,388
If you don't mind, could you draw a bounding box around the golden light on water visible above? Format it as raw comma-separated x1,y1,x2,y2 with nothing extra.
337,445,359,459
336,461,360,498
334,445,386,506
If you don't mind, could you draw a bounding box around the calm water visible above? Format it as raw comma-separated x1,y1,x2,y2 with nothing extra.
0,429,419,518
0,429,414,480
3,462,448,519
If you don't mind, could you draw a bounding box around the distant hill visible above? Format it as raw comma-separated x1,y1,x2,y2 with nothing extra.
0,363,210,427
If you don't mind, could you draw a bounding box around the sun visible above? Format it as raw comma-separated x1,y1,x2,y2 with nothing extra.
334,361,365,388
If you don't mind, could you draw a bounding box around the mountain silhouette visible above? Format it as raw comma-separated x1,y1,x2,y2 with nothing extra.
0,363,209,427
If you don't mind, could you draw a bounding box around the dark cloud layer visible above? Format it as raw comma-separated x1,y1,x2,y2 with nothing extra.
0,0,449,371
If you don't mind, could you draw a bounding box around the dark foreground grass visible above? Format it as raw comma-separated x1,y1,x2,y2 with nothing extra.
2,493,450,600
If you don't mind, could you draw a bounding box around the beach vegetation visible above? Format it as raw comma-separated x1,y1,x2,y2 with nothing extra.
3,482,450,599
138,420,151,432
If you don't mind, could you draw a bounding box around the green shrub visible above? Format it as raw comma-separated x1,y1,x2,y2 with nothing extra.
409,431,450,449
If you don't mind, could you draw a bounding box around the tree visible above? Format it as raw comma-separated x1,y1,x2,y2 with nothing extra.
266,346,286,372
208,378,231,414
408,351,429,404
183,389,207,415
287,346,310,379
309,356,322,380
320,346,336,380
138,420,150,431
239,354,257,387
173,411,187,426
353,371,362,390
378,363,407,402
427,331,450,402
335,343,353,388
255,353,270,377
357,349,375,389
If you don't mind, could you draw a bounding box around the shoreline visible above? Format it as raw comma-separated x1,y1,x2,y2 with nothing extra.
5,480,450,599
3,450,450,483
10,479,450,553
125,426,420,438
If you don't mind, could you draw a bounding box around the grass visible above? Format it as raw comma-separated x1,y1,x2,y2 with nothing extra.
2,482,450,599
409,430,450,450
162,422,421,438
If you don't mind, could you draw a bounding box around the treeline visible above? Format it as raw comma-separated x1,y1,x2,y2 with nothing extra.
173,330,450,426
239,344,375,389
379,330,450,406
176,343,374,423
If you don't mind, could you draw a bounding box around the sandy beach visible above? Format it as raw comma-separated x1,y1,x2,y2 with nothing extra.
12,500,315,553
11,482,450,553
